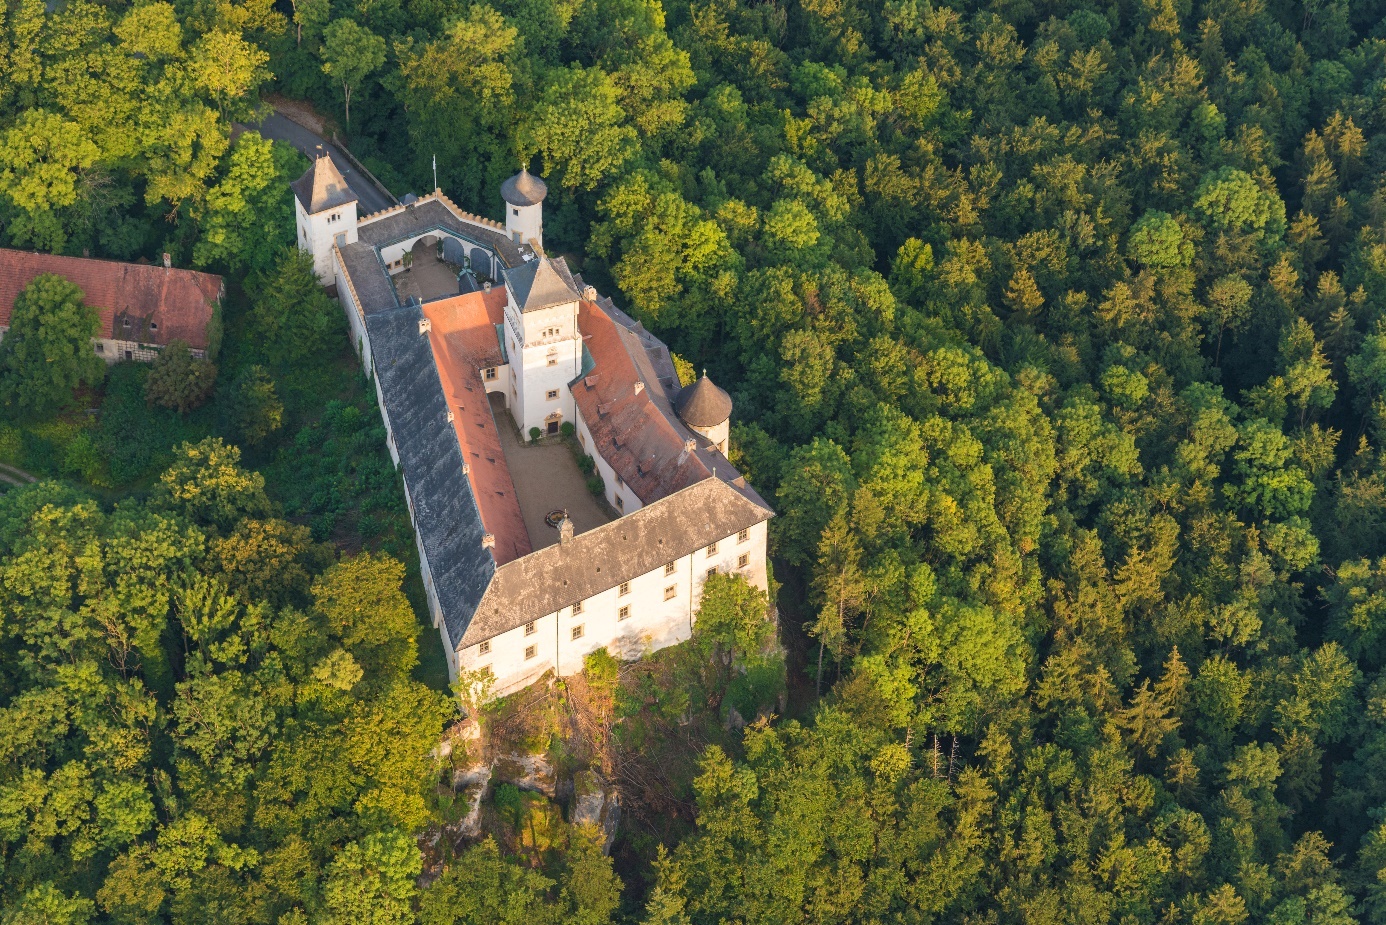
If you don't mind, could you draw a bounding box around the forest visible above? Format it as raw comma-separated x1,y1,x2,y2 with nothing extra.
6,0,1386,921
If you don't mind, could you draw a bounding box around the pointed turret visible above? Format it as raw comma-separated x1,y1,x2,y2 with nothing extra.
675,373,732,457
501,168,547,248
292,154,358,214
292,154,360,285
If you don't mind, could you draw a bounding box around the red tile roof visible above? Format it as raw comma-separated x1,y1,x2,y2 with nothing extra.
423,289,532,565
0,249,222,350
572,300,713,503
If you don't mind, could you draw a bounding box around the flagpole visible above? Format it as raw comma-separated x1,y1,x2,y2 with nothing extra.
433,154,437,192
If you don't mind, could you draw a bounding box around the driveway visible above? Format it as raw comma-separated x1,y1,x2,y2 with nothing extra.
241,112,397,215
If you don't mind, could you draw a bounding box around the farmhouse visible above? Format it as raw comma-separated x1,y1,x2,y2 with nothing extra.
294,155,773,695
0,248,223,361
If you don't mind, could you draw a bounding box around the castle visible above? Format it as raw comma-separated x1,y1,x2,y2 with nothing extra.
293,156,772,696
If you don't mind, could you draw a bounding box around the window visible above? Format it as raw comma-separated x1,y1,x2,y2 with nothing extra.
664,585,677,601
615,495,624,510
125,350,133,360
738,553,750,569
618,605,630,621
479,640,491,655
706,542,718,556
94,343,104,353
578,432,586,448
665,562,676,576
123,318,131,328
524,644,537,660
706,567,717,580
573,599,583,615
513,208,520,216
738,529,750,543
546,389,559,400
149,322,158,331
619,581,630,596
571,624,584,640
484,367,497,380
524,621,536,636
547,356,558,366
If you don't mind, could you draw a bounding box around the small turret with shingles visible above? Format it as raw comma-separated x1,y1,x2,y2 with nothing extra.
501,168,547,248
674,372,733,456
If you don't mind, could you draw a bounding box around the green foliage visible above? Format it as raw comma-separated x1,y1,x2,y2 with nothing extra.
0,274,103,416
247,248,341,367
229,365,284,445
145,341,218,414
321,19,386,127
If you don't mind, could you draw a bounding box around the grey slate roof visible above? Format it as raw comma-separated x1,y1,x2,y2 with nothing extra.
335,198,531,317
500,169,548,207
460,477,773,646
675,374,733,427
365,302,496,648
356,199,526,270
503,257,579,313
292,156,357,214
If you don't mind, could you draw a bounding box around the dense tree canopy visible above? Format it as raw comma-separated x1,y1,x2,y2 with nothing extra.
10,0,1386,920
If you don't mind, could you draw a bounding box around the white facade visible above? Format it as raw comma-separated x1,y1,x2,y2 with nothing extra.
506,201,542,248
457,519,770,696
296,195,358,284
503,293,581,436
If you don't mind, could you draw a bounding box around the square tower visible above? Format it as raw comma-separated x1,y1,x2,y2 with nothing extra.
500,258,582,435
292,155,359,285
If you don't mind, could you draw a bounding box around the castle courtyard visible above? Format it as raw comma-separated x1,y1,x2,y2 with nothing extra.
490,393,613,551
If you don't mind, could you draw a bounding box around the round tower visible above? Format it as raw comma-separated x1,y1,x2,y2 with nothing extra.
501,168,547,248
675,373,733,457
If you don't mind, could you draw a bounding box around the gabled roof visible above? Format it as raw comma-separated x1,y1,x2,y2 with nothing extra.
365,301,497,649
0,248,221,350
292,155,358,214
421,288,531,565
461,477,772,646
503,257,579,313
675,374,733,428
500,169,548,207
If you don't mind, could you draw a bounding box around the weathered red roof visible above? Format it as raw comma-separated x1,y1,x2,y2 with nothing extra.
423,289,532,565
0,249,222,350
572,300,713,504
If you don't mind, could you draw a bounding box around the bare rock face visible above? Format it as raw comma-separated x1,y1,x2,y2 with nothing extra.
571,769,621,853
490,751,558,797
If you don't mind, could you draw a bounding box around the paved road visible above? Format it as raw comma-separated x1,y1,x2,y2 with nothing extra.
242,112,397,214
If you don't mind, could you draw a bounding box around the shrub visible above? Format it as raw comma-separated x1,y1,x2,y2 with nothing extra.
529,426,542,443
145,341,217,413
560,421,575,438
577,453,595,474
586,474,605,495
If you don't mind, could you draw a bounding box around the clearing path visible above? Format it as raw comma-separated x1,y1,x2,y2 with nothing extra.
240,111,397,215
0,463,38,487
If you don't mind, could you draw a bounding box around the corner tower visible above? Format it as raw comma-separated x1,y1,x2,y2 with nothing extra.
501,168,547,248
292,154,359,285
675,373,733,456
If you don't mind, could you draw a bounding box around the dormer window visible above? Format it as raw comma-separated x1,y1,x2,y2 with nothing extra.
149,322,158,331
122,318,131,328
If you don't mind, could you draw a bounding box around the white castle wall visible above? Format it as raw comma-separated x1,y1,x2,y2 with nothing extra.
455,519,769,695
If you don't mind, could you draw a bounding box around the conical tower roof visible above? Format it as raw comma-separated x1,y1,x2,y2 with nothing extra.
501,168,548,207
291,154,358,214
675,373,732,428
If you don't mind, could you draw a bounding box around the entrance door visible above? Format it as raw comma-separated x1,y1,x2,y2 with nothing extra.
547,421,559,435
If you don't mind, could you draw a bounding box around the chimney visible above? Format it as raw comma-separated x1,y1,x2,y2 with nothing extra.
446,409,454,423
162,253,171,269
481,533,495,550
419,318,432,335
559,517,574,544
582,285,597,301
483,281,491,292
